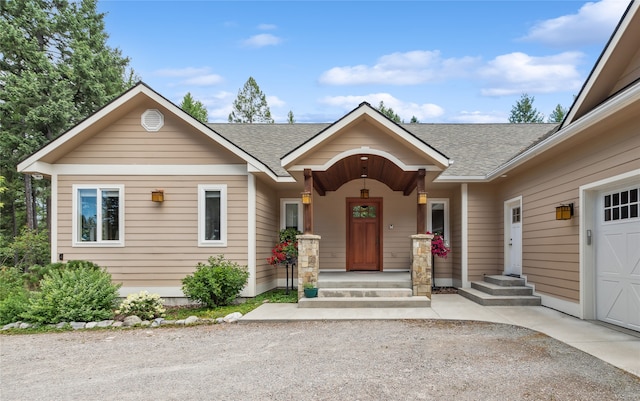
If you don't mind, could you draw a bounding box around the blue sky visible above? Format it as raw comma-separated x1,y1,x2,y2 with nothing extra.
97,0,631,123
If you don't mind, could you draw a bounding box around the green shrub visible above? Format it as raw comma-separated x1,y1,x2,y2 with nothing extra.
25,260,101,290
182,255,249,308
0,266,30,324
0,227,50,271
22,264,121,324
116,290,166,320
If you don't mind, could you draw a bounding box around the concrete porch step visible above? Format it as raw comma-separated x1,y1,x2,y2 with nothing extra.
318,272,411,289
298,296,431,308
319,288,413,298
458,287,541,306
471,281,534,296
484,275,526,287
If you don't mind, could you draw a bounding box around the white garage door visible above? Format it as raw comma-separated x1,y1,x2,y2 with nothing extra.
596,185,640,331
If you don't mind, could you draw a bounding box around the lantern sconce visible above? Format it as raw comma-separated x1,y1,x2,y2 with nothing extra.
301,191,312,205
418,191,428,205
151,189,165,203
555,203,573,220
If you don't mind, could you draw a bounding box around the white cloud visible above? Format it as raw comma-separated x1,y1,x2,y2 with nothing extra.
449,111,507,124
479,52,584,96
242,33,282,47
320,93,444,120
319,50,479,85
182,74,224,86
266,95,285,108
155,67,224,87
521,0,629,46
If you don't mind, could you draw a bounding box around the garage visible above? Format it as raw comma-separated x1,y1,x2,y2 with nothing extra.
595,184,640,331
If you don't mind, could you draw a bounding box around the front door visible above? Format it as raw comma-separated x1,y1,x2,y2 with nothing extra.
347,198,382,271
506,202,522,277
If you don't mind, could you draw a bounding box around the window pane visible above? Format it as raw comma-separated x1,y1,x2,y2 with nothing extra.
631,204,638,218
205,191,221,240
621,191,629,205
630,189,638,203
79,189,97,242
285,203,298,229
102,190,120,241
613,193,619,206
432,203,445,236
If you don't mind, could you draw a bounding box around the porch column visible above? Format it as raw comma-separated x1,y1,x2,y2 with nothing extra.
303,168,313,234
297,234,321,299
417,169,426,234
410,233,433,298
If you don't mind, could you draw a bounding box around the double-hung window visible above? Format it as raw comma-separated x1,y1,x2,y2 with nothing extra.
73,185,124,246
280,198,303,231
427,199,449,241
198,184,227,246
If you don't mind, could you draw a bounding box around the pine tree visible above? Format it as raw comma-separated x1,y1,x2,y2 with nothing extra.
0,0,133,237
508,93,544,123
228,77,274,123
180,92,208,123
548,104,567,123
287,110,295,124
376,101,402,123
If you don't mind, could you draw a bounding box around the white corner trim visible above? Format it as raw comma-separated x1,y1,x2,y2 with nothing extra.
242,174,257,297
461,183,469,288
50,174,59,263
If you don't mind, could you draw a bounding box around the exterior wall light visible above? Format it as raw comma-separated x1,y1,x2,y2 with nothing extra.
360,188,370,199
151,189,164,203
301,191,312,205
418,191,428,205
555,203,573,220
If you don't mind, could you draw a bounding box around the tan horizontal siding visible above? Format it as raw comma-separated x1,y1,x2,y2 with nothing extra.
300,119,427,166
255,179,279,290
497,114,640,302
56,103,242,165
467,183,501,282
57,175,249,288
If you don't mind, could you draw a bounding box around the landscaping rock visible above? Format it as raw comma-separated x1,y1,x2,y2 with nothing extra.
96,320,114,328
184,316,198,325
2,322,19,330
85,322,97,329
223,312,242,323
111,321,123,328
70,322,85,330
123,316,142,327
56,322,68,329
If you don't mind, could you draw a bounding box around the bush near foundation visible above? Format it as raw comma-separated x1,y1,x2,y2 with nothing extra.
182,255,249,308
116,290,166,320
0,267,31,325
22,263,120,324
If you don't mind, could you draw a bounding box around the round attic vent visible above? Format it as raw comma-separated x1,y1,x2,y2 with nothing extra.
141,109,164,132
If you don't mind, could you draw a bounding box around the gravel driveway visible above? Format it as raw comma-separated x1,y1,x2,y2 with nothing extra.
1,320,639,400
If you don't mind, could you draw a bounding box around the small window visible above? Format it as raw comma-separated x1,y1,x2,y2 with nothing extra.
512,207,521,224
427,199,449,240
198,185,227,246
352,205,376,218
604,187,640,222
73,185,124,246
280,199,303,231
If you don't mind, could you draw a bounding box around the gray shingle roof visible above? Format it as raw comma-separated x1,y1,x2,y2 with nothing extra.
208,122,557,178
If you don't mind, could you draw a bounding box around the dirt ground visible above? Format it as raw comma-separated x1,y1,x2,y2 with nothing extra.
1,320,639,401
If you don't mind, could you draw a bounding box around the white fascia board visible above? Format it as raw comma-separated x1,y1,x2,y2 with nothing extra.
281,105,449,168
435,175,488,183
486,83,640,181
52,164,248,176
16,161,53,175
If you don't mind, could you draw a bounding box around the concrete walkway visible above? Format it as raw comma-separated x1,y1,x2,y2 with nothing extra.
241,293,640,377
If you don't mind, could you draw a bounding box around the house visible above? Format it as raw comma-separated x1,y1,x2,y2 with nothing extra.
18,1,640,331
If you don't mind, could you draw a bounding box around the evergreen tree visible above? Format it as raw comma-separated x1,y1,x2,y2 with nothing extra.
0,0,133,238
228,76,274,123
287,110,295,124
508,93,544,123
409,116,420,123
180,92,208,123
548,104,567,123
376,101,402,123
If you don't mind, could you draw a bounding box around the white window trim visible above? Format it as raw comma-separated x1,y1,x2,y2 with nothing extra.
72,184,125,247
198,184,227,247
427,198,449,241
280,198,303,231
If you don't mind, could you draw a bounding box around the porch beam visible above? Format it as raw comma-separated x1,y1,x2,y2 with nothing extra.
304,168,314,234
417,169,426,234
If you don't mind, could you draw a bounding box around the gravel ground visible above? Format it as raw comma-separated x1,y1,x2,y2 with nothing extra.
1,320,639,401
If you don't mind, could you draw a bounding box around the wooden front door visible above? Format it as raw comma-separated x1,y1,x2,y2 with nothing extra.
346,198,382,271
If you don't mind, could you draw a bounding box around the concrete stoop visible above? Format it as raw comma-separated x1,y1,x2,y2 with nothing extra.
298,272,430,308
458,275,541,306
